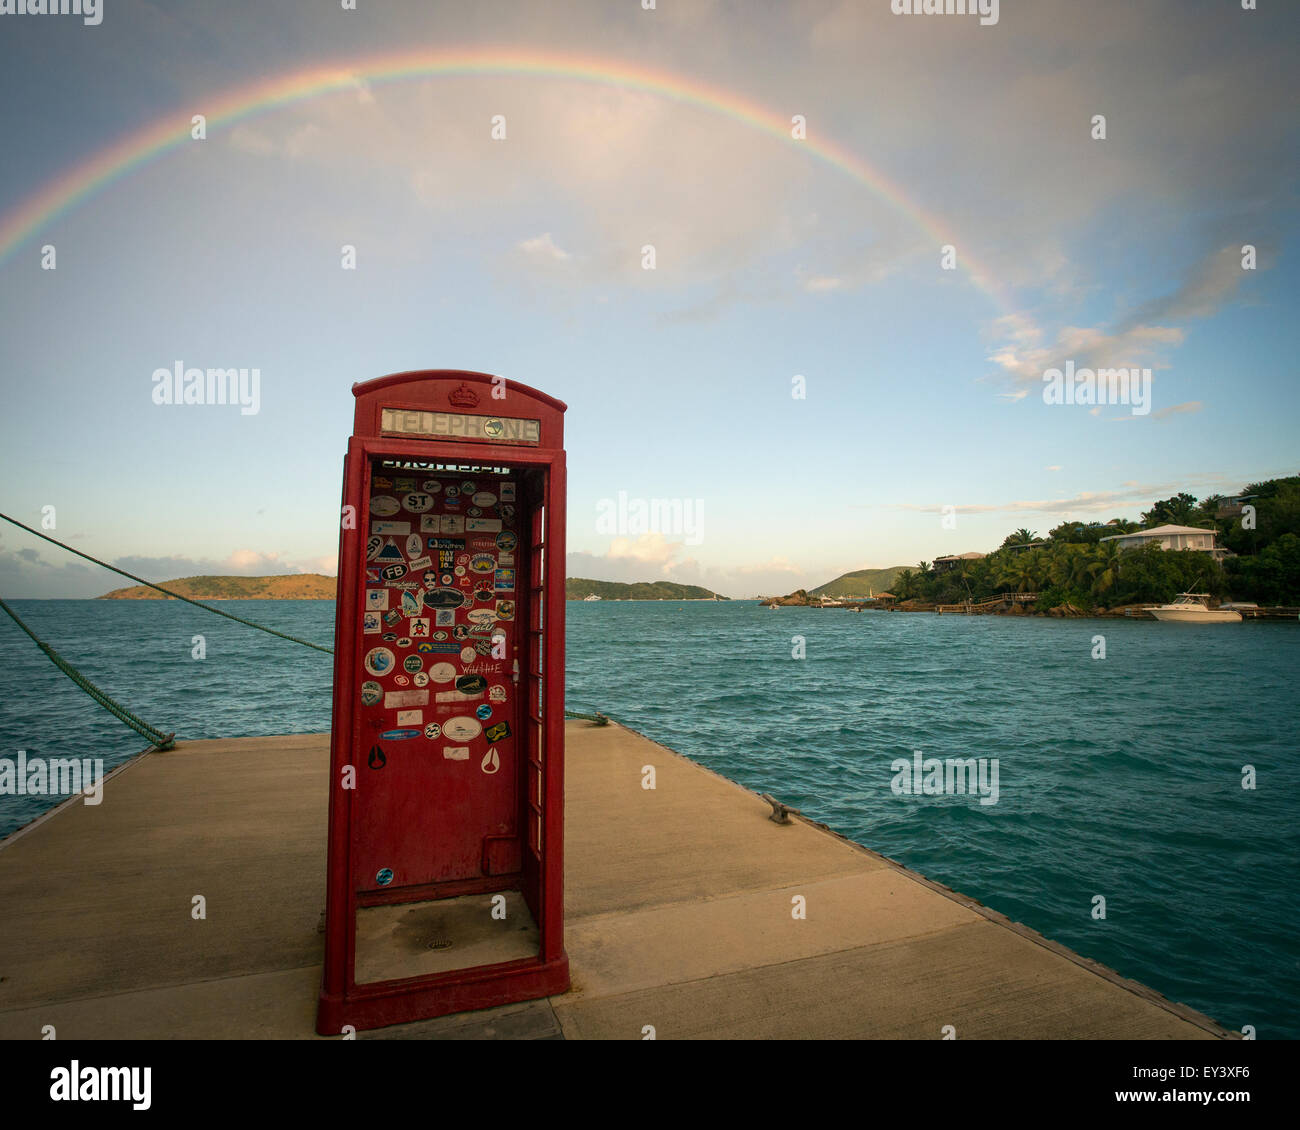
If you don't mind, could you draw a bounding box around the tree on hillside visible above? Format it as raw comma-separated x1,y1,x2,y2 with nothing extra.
1001,528,1039,548
1141,492,1198,527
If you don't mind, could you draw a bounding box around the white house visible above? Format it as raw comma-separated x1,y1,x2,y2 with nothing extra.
1098,524,1227,560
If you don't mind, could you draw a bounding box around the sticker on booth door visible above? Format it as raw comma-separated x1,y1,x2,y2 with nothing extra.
365,589,388,612
422,588,465,609
496,531,517,552
466,518,502,533
409,617,430,638
375,539,403,562
443,747,469,761
405,533,422,558
360,681,383,706
364,647,396,676
424,721,442,740
373,475,392,489
366,569,381,583
436,689,483,704
396,709,423,726
420,480,443,493
435,610,455,627
394,477,416,492
383,608,402,626
442,716,482,742
401,590,424,617
472,492,497,508
500,483,516,502
495,600,515,621
429,662,456,683
380,562,408,582
368,746,386,770
402,492,436,514
376,867,393,885
460,646,477,664
366,535,383,560
380,729,421,740
495,569,516,591
484,720,512,744
455,674,488,695
466,608,497,627
370,496,400,517
413,672,429,687
408,555,432,573
371,520,410,536
497,554,514,567
393,675,409,687
419,515,440,534
364,612,385,636
440,515,465,534
383,689,428,709
460,481,476,493
476,704,492,721
396,637,412,649
469,553,495,574
466,508,482,519
481,747,500,775
403,655,423,674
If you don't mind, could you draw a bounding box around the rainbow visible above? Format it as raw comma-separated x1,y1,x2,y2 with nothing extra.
0,45,1018,314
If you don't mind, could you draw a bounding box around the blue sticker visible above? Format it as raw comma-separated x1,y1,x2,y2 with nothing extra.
376,868,393,886
379,728,421,740
476,704,492,720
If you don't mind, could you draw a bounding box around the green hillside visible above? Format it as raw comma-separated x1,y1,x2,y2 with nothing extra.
812,566,908,598
100,574,336,600
566,578,726,601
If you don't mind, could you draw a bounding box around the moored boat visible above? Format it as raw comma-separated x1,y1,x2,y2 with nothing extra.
1148,593,1241,623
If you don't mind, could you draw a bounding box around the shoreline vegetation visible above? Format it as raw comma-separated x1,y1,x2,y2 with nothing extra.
766,476,1300,618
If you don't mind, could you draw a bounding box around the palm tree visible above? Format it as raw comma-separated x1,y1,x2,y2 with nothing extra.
1002,528,1040,548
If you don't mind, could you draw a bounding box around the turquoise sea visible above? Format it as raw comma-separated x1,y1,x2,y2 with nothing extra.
1,598,1297,1039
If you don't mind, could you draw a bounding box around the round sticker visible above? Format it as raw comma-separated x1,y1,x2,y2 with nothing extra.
488,684,507,702
496,531,517,552
441,573,453,585
432,631,449,641
420,480,443,493
406,533,423,557
394,675,410,687
403,655,423,673
460,646,476,664
364,647,395,676
361,681,383,706
403,492,435,514
454,566,466,577
424,722,442,740
476,704,492,720
457,554,470,566
483,419,504,439
366,535,384,559
472,492,497,507
376,868,393,886
445,486,460,499
370,496,399,517
443,716,483,742
453,625,470,640
413,672,429,687
430,662,456,683
467,507,482,519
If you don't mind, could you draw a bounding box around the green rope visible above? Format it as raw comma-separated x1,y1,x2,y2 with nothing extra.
564,709,611,725
0,512,333,654
0,597,175,751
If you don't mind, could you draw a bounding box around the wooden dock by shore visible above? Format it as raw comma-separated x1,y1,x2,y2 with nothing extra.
0,721,1231,1039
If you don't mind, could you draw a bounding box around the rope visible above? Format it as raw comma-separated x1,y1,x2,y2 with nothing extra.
564,709,611,725
0,512,333,654
0,597,176,751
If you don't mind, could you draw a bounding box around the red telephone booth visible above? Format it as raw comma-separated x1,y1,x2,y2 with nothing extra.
316,369,570,1034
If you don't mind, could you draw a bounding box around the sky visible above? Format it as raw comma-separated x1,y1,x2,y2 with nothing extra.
0,0,1296,599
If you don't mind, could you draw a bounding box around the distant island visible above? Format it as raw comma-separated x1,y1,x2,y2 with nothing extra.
811,566,908,599
100,574,336,600
566,578,727,601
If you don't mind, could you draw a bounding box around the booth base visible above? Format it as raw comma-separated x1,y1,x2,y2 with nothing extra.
355,890,539,983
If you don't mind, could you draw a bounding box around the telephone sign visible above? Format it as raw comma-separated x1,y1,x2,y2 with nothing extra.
317,370,569,1034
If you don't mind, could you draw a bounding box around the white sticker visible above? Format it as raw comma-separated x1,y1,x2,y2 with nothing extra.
443,746,469,761
408,555,432,572
402,492,436,514
497,554,514,567
429,662,456,684
369,496,400,517
383,689,429,709
467,608,497,626
406,533,423,557
472,492,497,507
465,518,502,532
436,689,483,703
424,721,442,739
460,646,476,664
500,483,516,502
364,647,396,676
396,709,423,726
443,716,483,742
366,535,383,560
413,672,429,687
435,609,455,626
408,617,430,638
488,684,507,702
420,480,444,493
371,520,411,536
366,589,388,611
420,515,440,533
440,515,465,534
363,611,381,634
401,590,424,616
481,747,500,775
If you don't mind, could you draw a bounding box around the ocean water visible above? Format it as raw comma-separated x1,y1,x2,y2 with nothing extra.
1,598,1297,1039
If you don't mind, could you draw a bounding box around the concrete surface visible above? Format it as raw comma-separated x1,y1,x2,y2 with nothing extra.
0,721,1229,1040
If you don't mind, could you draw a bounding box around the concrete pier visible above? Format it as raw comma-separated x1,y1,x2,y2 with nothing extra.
0,722,1229,1039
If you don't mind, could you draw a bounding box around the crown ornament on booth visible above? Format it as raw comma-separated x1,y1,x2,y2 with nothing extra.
449,383,480,409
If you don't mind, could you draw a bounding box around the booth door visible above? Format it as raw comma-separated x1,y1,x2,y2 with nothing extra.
351,466,523,892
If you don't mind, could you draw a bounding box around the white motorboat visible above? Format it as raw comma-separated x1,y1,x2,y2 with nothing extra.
1148,593,1241,623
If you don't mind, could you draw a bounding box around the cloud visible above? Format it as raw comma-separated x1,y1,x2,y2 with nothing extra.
517,232,572,262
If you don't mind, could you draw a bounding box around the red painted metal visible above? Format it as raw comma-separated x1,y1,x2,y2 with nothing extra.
317,370,569,1034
